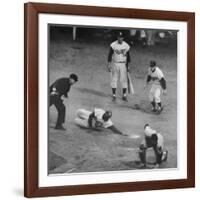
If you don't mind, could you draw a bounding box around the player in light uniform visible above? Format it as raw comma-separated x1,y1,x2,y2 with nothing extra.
75,108,127,136
138,124,168,168
144,60,167,112
107,32,131,101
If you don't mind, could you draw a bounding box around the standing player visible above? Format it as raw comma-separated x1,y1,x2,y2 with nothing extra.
144,60,167,113
75,108,127,136
138,124,168,168
49,73,78,130
107,32,131,102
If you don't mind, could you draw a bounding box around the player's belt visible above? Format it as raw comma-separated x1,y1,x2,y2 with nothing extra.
114,61,126,63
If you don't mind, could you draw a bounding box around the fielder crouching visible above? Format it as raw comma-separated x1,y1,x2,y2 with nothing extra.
138,124,168,168
75,108,127,136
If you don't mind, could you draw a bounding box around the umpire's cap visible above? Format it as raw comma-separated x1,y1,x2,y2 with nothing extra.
69,73,78,82
150,60,156,67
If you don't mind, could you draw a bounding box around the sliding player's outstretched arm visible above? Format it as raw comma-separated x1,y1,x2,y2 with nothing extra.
107,125,127,136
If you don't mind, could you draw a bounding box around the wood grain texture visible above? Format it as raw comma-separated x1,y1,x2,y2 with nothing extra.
24,2,195,197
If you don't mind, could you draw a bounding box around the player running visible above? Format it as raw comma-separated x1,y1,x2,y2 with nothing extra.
107,32,131,102
144,60,167,113
75,108,127,136
138,124,168,168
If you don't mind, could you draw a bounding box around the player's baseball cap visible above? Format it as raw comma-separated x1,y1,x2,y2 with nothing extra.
150,60,156,67
102,110,112,121
69,73,78,82
117,32,124,38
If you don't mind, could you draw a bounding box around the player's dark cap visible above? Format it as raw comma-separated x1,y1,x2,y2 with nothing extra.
150,60,156,67
69,73,78,82
117,32,124,38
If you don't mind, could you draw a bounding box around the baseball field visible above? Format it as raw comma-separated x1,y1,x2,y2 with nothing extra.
48,28,177,174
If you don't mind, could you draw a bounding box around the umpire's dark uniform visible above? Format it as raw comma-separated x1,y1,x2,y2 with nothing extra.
49,74,78,130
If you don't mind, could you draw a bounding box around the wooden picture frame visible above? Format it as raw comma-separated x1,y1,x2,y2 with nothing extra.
24,2,195,198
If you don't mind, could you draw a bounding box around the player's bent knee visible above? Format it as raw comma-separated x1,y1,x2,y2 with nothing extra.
139,144,146,151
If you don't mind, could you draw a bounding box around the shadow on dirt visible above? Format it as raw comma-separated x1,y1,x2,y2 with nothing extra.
76,87,109,98
48,151,67,171
121,160,157,169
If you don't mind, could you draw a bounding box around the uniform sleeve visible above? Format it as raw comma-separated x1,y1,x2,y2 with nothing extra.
156,133,164,149
146,68,151,82
157,68,164,80
157,68,166,89
107,47,114,62
160,78,167,90
88,112,96,128
127,51,131,63
125,42,130,51
51,80,58,89
103,119,113,128
146,75,151,83
148,67,151,75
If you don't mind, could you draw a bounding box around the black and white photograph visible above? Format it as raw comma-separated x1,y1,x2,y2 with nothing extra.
48,25,177,174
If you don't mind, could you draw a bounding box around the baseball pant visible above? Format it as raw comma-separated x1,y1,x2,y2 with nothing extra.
75,109,92,128
149,84,162,103
110,62,128,88
50,95,66,127
139,133,164,164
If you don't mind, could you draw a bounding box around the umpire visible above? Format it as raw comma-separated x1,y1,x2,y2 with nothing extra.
49,73,78,130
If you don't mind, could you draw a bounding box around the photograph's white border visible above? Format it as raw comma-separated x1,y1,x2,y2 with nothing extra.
39,14,187,187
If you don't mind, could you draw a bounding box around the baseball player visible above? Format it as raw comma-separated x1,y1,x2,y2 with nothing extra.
49,73,78,130
144,60,167,113
75,108,127,136
138,124,168,168
107,32,131,102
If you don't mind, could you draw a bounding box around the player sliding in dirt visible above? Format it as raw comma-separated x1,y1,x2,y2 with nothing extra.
138,124,168,168
75,108,127,136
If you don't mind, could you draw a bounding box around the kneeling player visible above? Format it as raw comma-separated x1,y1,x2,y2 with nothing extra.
75,108,127,136
138,124,168,168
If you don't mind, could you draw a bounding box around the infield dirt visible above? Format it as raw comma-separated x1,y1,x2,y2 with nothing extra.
48,29,177,174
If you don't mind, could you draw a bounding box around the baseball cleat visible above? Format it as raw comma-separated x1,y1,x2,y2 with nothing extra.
161,150,168,162
112,96,116,101
55,125,66,130
138,163,146,169
154,163,160,169
151,107,157,112
156,106,163,114
122,96,128,102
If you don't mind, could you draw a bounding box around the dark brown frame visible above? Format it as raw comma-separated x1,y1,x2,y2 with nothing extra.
24,2,195,198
